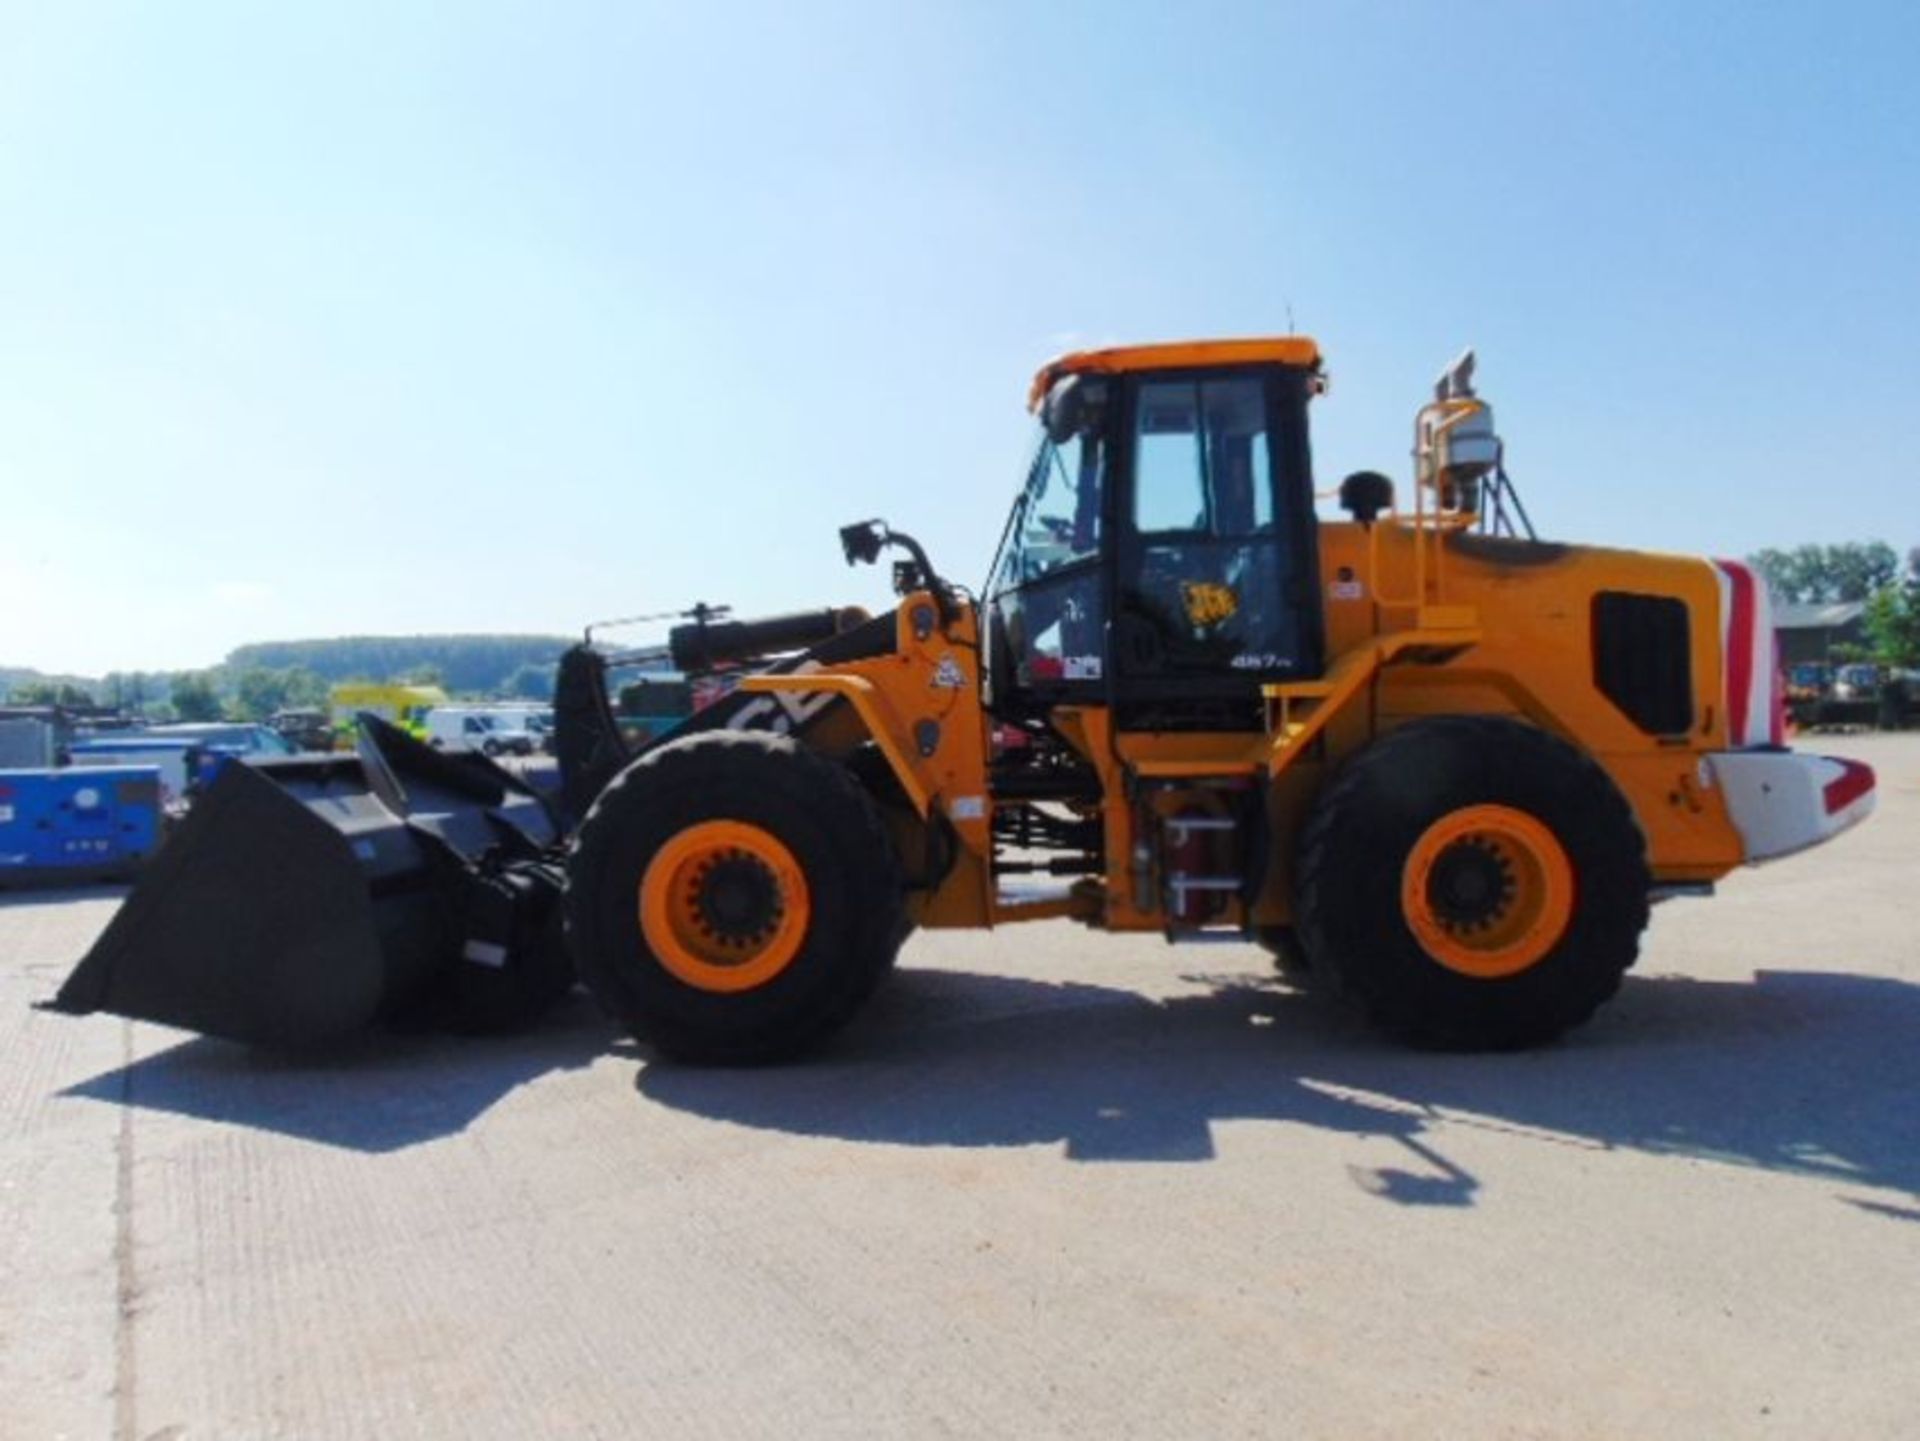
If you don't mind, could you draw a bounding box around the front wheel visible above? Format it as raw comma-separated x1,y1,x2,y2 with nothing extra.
1254,926,1310,978
1295,717,1649,1049
564,730,906,1063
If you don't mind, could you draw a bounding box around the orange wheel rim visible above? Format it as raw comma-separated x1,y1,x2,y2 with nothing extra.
1401,804,1574,979
639,820,811,993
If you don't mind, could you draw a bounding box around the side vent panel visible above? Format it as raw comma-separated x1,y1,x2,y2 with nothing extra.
1592,592,1694,736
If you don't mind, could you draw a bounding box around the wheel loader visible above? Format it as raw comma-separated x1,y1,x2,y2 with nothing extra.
47,338,1877,1058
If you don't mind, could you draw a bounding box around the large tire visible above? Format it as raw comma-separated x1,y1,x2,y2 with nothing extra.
1254,926,1310,978
564,730,905,1063
1295,716,1649,1049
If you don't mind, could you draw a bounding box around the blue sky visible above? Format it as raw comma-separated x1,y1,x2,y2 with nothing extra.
2,1,1915,674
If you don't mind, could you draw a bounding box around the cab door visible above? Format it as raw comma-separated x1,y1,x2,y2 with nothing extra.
1111,367,1322,723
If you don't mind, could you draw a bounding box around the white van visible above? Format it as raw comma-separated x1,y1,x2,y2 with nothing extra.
423,707,539,757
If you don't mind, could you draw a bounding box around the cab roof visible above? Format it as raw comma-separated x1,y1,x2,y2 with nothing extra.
1028,336,1322,410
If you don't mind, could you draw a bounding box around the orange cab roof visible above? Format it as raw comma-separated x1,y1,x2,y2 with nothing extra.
1028,336,1322,410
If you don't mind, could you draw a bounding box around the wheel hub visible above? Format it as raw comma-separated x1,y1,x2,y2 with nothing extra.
1400,803,1576,980
1426,838,1517,932
638,820,814,994
694,855,782,946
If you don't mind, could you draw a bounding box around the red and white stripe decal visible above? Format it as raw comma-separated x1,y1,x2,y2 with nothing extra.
1822,757,1875,815
1713,559,1782,748
1708,750,1876,861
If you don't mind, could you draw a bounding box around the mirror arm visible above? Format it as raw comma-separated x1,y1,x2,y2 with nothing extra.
838,519,957,627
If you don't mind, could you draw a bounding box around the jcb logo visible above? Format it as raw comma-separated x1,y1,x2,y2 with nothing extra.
1181,581,1240,628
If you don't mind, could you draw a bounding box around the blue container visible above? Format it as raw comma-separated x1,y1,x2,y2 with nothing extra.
0,767,163,886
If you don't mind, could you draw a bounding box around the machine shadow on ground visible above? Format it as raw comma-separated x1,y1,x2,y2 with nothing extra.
54,955,1920,1211
0,883,130,911
637,960,1920,1211
60,992,627,1153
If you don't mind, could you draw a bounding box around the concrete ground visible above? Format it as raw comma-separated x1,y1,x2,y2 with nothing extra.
3,733,1916,1440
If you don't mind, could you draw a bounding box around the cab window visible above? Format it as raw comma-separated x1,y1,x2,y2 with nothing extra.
1134,378,1271,536
1018,430,1105,581
985,402,1111,698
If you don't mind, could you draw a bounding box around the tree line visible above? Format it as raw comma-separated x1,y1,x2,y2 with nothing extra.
1749,541,1919,668
227,634,572,692
5,633,571,722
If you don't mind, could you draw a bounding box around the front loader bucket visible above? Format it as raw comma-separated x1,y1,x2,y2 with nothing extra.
47,761,430,1045
45,718,573,1048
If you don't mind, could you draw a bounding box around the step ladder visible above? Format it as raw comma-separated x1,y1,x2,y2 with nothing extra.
1161,813,1241,920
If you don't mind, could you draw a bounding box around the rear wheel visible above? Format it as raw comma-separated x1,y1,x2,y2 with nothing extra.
1296,717,1649,1049
564,730,905,1063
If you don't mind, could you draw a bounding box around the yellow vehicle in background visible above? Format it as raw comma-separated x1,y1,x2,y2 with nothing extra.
328,682,448,743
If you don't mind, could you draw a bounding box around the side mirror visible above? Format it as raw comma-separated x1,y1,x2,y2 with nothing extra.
1041,375,1107,445
839,519,887,567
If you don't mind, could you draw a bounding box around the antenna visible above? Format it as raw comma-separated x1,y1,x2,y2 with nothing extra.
1285,299,1296,335
584,602,731,645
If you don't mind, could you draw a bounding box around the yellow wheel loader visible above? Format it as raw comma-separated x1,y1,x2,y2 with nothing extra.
49,339,1876,1057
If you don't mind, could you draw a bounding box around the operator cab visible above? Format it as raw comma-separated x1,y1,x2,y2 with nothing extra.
985,339,1325,730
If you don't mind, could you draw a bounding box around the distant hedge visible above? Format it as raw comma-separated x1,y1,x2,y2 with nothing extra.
225,635,573,694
